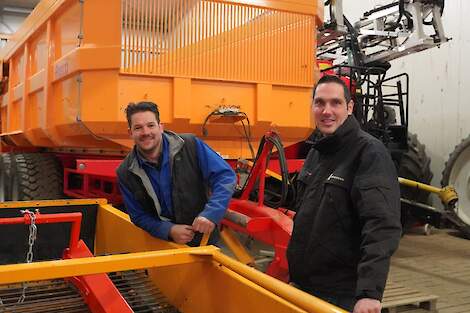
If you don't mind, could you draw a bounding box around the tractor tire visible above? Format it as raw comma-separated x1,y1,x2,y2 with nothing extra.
441,134,470,236
398,133,433,202
397,133,433,231
10,153,64,201
0,153,12,201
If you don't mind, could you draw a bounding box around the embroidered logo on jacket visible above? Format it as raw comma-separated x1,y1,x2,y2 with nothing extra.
328,173,345,182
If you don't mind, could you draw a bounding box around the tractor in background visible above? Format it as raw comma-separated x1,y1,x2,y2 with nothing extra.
314,0,470,236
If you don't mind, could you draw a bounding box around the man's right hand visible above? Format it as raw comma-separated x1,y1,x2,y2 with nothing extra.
353,298,381,313
169,225,194,244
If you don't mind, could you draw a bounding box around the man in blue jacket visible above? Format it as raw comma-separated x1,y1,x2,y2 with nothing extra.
117,101,236,245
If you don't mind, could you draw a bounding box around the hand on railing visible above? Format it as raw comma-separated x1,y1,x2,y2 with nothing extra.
200,232,210,246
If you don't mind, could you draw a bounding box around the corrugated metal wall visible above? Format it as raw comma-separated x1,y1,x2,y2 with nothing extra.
345,0,470,191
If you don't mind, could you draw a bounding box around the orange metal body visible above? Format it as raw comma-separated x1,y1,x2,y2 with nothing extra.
0,0,322,158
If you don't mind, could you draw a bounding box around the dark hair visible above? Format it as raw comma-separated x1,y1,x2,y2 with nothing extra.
125,101,160,127
313,75,352,103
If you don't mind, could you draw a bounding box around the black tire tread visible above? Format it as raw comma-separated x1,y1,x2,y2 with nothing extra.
441,134,470,187
12,153,64,201
440,134,470,237
0,153,12,201
398,133,433,202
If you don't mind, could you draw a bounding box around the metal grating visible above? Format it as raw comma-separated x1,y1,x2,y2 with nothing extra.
120,0,314,86
0,271,178,313
109,270,178,313
0,279,90,313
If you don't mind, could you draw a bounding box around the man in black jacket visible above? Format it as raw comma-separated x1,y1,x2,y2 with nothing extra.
287,75,402,313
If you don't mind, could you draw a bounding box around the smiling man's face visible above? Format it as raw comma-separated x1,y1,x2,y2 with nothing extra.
129,111,163,157
312,82,353,135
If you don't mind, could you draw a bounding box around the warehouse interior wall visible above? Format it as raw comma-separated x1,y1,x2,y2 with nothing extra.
0,15,24,48
344,1,470,194
0,1,34,48
0,14,24,33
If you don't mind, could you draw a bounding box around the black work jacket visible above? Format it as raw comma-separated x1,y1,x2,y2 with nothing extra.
287,116,401,301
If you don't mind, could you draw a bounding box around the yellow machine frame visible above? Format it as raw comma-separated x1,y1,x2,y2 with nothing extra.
0,199,346,313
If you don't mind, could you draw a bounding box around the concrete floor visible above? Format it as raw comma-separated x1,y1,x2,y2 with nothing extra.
386,230,470,313
222,228,470,312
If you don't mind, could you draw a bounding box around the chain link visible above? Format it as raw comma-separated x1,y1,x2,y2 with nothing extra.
0,210,38,309
25,210,37,264
17,210,38,304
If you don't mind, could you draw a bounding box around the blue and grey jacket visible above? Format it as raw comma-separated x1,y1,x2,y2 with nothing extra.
117,131,236,241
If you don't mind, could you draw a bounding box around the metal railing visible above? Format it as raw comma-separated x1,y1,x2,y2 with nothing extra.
120,0,315,86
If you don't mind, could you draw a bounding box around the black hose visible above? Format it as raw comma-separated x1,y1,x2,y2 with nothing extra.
263,133,290,209
201,110,218,137
237,133,291,209
236,135,266,197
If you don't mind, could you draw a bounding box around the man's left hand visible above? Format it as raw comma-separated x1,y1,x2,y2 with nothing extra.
192,216,215,234
353,298,381,313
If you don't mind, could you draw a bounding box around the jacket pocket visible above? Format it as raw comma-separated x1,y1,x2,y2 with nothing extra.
323,180,355,231
305,241,357,272
311,181,359,266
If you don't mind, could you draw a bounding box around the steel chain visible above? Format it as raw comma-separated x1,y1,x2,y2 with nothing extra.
0,210,38,309
17,210,38,304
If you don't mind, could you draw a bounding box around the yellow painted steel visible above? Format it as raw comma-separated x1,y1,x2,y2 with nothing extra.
0,200,348,313
0,246,346,313
0,198,107,207
200,232,210,246
210,251,347,313
220,227,255,265
245,159,290,183
0,247,212,285
94,203,183,254
0,0,322,159
398,177,458,206
92,203,347,313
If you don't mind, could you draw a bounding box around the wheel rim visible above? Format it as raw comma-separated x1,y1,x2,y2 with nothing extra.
448,143,470,226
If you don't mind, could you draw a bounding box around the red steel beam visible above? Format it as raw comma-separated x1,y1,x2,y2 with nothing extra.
224,199,293,282
0,211,133,312
63,240,133,313
0,211,82,253
223,131,297,282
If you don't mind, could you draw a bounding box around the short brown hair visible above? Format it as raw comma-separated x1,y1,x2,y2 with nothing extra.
313,75,352,103
125,101,160,127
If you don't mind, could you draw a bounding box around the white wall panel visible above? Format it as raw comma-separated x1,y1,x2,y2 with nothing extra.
344,1,470,190
0,14,26,33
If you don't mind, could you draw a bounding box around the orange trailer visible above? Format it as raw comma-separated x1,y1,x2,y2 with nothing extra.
0,0,322,201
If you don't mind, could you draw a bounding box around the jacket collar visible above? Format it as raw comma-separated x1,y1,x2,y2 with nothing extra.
312,115,360,154
127,130,185,172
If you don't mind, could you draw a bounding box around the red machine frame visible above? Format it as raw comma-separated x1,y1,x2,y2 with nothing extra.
0,211,132,312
